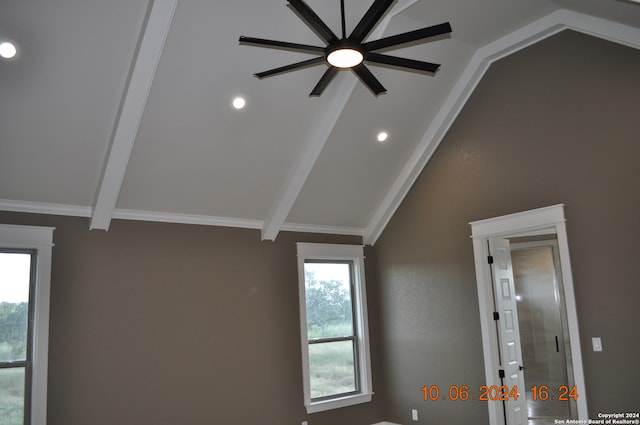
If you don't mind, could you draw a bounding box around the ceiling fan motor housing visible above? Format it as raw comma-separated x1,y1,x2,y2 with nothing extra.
239,0,451,96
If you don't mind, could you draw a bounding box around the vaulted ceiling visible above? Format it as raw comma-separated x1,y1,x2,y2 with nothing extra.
1,0,639,244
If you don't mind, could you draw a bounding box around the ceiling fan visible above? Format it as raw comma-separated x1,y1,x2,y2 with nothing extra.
239,0,452,96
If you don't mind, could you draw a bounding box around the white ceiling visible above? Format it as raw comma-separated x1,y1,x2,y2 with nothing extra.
1,0,639,244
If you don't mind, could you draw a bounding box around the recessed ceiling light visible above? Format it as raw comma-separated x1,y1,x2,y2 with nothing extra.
377,131,388,142
0,41,17,59
232,96,246,110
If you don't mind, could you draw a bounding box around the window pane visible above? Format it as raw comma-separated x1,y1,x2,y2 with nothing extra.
304,262,354,339
0,253,31,362
0,367,26,425
308,340,356,399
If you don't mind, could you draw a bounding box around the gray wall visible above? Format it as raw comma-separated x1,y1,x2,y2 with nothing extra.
0,212,385,425
374,30,640,424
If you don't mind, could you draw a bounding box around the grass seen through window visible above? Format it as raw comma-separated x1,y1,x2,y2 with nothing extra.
0,367,25,425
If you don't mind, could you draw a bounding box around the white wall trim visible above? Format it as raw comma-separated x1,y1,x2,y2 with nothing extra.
0,198,93,218
0,199,365,237
111,208,263,229
90,0,178,231
364,9,640,245
280,222,364,236
114,211,366,236
469,204,565,238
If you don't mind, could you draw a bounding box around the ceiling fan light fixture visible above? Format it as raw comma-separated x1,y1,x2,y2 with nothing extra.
326,46,363,68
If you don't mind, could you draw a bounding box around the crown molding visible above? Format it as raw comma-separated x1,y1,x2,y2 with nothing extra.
0,199,364,237
280,222,365,237
0,198,92,217
111,209,263,230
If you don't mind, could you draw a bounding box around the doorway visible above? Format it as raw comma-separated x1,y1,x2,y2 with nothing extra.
511,240,576,422
470,205,588,425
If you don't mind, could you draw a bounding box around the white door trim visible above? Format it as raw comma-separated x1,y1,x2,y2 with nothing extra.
470,204,588,424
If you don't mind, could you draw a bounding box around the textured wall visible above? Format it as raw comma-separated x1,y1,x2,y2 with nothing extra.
374,30,640,424
0,212,384,425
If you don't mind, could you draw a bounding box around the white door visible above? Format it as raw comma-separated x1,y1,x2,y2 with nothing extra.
489,238,527,425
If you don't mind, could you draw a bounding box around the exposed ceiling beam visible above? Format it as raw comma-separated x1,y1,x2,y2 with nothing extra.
90,0,178,230
260,0,419,241
363,9,640,245
260,73,355,242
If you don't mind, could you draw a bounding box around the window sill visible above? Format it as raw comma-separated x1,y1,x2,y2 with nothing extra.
305,392,373,414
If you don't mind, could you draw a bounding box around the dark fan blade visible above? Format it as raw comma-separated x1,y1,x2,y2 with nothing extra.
239,36,325,54
349,0,394,42
363,22,452,51
288,0,339,44
365,52,440,73
310,67,339,96
352,64,386,95
255,57,325,79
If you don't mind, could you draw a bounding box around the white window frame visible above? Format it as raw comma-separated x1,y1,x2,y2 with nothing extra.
296,243,373,414
1,224,54,425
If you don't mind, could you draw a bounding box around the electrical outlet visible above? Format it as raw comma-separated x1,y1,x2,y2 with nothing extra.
412,409,418,421
592,337,602,352
302,421,308,425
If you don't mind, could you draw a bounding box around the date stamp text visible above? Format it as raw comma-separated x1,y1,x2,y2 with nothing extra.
420,384,579,401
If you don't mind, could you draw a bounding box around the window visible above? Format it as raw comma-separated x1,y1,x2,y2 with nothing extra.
296,243,372,413
0,225,53,425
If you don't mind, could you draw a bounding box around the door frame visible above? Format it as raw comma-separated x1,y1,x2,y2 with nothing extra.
469,204,588,424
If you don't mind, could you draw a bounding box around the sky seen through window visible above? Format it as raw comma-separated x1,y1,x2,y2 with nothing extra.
0,253,31,303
